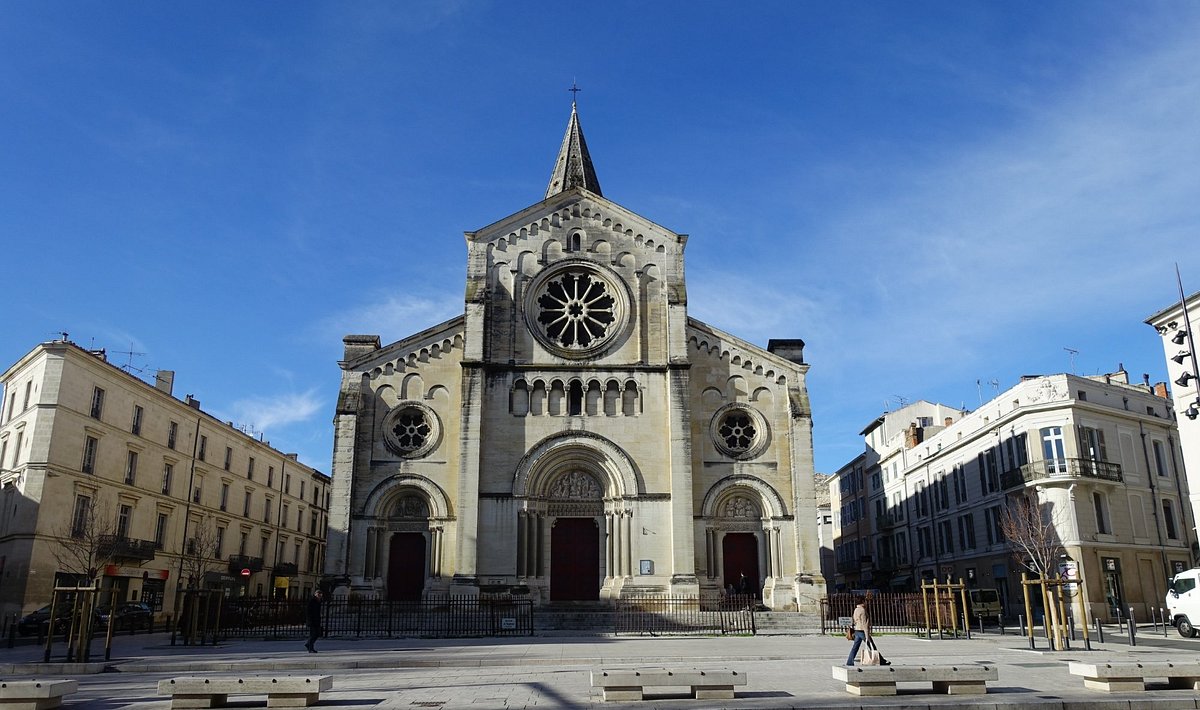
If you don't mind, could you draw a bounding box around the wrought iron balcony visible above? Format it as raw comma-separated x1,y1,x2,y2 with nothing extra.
227,555,264,575
273,562,298,576
875,512,902,530
98,535,157,562
1001,458,1123,490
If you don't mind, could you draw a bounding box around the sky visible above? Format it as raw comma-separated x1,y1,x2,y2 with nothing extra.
2,2,1199,475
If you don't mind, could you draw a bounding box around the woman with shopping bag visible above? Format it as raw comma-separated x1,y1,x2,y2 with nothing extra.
845,596,891,666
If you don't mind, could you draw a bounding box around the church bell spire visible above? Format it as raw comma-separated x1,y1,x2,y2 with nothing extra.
545,99,602,199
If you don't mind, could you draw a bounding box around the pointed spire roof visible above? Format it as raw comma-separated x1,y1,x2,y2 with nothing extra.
545,102,602,198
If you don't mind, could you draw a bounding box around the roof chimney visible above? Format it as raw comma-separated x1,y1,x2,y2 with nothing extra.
185,395,201,410
155,370,175,395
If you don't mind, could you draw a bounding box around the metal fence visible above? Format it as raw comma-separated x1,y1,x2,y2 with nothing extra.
821,592,958,634
214,595,534,639
614,595,758,635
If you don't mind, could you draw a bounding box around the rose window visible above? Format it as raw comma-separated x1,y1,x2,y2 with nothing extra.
537,271,615,348
382,402,441,458
710,404,770,460
718,412,756,452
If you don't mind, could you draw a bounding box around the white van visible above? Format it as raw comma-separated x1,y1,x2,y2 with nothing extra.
1166,567,1200,638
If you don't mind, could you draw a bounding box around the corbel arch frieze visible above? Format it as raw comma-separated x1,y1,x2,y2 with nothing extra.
361,473,454,521
512,431,643,500
700,474,788,519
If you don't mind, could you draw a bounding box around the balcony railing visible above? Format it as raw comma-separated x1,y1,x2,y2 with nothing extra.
274,562,298,577
98,535,157,562
875,512,902,531
1001,457,1123,490
227,555,264,575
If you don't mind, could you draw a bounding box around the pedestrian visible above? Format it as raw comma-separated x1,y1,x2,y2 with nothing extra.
845,595,870,666
304,589,324,653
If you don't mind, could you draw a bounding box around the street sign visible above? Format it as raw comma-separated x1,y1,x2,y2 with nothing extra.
240,568,251,577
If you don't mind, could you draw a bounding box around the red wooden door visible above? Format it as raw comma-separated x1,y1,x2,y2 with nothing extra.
550,518,599,601
387,532,426,601
722,533,760,596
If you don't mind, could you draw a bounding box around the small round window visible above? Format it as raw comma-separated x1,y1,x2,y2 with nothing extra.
710,404,769,460
383,402,441,459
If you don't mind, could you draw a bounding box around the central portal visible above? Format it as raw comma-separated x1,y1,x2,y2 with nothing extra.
550,518,600,601
387,532,426,601
722,532,760,596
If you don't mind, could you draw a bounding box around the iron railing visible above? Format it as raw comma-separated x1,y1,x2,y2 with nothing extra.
214,595,534,639
1001,458,1123,489
614,595,757,635
821,592,957,634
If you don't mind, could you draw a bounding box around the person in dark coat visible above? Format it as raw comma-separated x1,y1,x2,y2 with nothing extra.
304,589,324,653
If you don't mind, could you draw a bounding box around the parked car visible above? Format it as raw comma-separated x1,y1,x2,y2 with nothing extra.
16,604,103,636
97,602,154,631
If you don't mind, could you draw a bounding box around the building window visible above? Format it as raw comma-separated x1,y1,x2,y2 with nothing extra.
259,536,269,559
310,511,318,536
282,503,290,528
219,483,229,511
297,507,303,532
1040,427,1066,474
71,495,92,538
23,381,33,410
299,480,305,500
238,531,248,557
1093,492,1110,535
957,513,977,550
1163,500,1179,539
985,505,1005,545
308,542,318,572
193,482,202,504
12,431,22,467
168,421,178,450
82,436,99,474
198,435,207,462
124,451,138,485
0,441,7,470
131,405,143,436
162,464,173,495
224,447,232,471
1079,426,1107,461
243,491,252,517
154,512,169,550
285,474,292,495
215,527,225,559
1153,440,1170,477
247,457,255,480
264,499,272,524
90,387,105,420
117,504,132,539
267,466,274,487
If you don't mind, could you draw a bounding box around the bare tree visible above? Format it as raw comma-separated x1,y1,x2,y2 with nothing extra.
1000,490,1068,647
179,513,223,590
999,491,1064,577
49,495,118,586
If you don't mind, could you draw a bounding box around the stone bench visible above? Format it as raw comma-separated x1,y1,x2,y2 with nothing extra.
590,668,747,701
0,680,78,710
831,664,998,696
157,676,333,708
1068,660,1200,692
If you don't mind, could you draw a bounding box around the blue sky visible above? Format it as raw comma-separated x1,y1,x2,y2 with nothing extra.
3,2,1199,474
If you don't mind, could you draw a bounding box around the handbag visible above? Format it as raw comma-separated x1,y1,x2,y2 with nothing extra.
845,627,854,640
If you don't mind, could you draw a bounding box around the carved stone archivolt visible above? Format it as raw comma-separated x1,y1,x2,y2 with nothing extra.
722,495,759,519
391,495,429,519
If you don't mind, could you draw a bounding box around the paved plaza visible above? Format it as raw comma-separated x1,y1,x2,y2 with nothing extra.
0,625,1197,709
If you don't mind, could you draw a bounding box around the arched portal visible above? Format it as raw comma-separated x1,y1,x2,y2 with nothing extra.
383,494,430,601
700,477,788,598
547,470,604,601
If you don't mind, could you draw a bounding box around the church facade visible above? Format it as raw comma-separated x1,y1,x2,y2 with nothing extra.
326,106,825,610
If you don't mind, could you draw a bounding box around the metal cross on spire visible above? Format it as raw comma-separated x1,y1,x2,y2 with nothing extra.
569,80,581,105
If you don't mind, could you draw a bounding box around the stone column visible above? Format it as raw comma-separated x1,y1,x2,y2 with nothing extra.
516,512,527,578
622,512,633,577
605,513,614,578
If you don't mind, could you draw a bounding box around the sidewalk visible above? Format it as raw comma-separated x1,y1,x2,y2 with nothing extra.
1,628,1198,709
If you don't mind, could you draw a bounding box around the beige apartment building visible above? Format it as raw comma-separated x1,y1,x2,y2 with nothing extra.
0,339,330,620
831,368,1193,620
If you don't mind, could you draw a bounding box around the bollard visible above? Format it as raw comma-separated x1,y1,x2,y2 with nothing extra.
999,613,1005,635
1114,605,1123,631
977,614,984,636
1163,608,1169,638
1127,606,1136,647
1094,617,1104,644
7,621,14,650
1020,614,1035,649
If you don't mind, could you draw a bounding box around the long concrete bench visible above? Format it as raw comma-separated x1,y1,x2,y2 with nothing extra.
0,680,78,710
590,668,747,701
157,676,333,708
1068,660,1200,692
831,664,998,696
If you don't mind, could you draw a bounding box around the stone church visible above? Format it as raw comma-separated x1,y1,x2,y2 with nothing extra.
326,104,824,610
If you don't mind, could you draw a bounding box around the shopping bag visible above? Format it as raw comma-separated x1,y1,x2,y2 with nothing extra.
863,638,890,666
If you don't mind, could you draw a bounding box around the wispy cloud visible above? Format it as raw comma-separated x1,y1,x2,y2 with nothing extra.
224,389,324,433
318,293,462,344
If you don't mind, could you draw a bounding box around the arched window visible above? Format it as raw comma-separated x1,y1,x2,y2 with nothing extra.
568,381,584,416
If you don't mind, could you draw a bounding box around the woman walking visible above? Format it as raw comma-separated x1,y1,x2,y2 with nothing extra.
845,595,870,666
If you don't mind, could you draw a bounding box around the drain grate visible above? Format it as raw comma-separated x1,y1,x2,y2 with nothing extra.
411,703,445,708
1012,662,1065,668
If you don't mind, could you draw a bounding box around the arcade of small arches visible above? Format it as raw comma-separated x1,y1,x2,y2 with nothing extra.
509,378,641,417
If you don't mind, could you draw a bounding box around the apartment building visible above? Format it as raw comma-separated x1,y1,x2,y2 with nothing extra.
1147,289,1200,539
0,338,330,619
831,368,1193,620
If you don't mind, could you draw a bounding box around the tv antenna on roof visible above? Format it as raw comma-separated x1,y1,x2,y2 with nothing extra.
1064,347,1078,374
113,343,147,375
